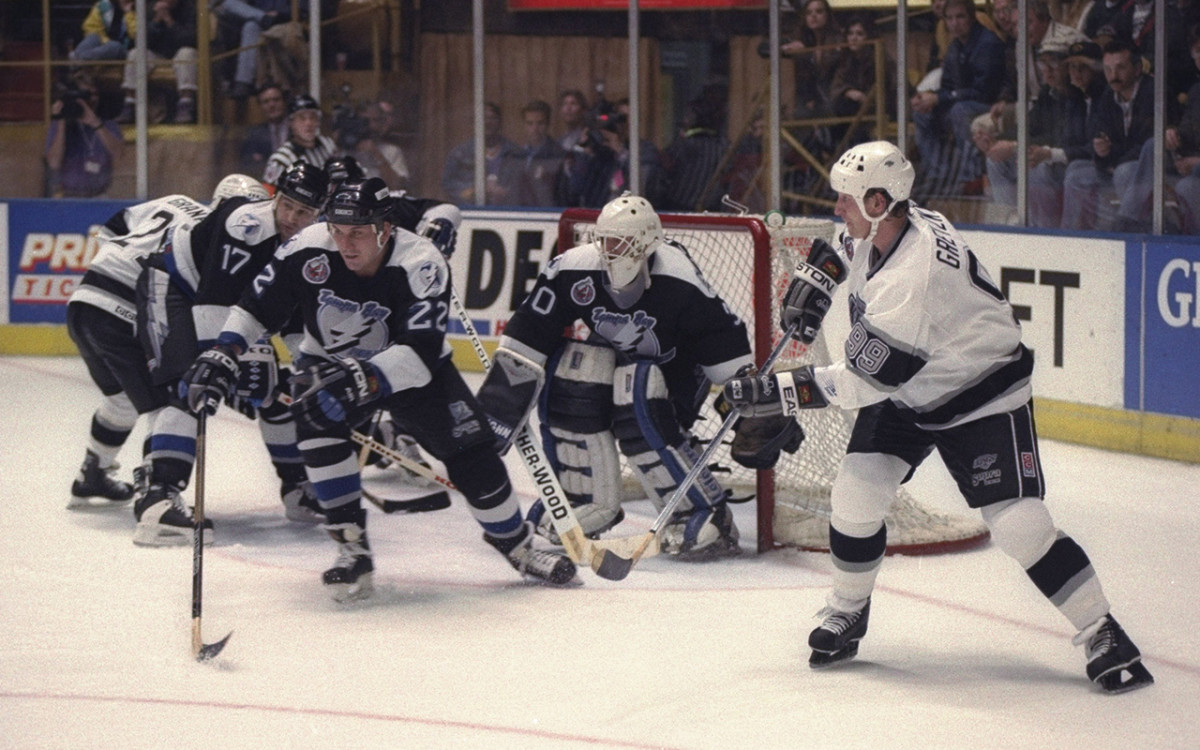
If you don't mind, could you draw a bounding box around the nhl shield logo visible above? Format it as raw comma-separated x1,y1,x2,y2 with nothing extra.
303,255,331,284
571,277,596,306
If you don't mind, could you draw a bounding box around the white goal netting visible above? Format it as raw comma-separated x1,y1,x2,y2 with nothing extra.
558,209,988,554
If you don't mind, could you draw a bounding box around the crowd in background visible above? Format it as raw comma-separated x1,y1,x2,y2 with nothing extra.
32,0,1200,233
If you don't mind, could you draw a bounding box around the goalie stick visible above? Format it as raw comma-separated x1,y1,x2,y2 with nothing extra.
446,286,621,578
589,321,802,581
192,410,232,662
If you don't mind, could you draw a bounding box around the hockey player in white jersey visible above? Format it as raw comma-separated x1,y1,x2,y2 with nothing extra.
723,141,1153,693
477,193,801,560
66,166,329,543
180,178,577,600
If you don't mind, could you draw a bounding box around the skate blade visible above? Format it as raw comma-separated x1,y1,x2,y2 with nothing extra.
1096,661,1154,694
67,495,133,511
520,571,583,588
809,642,860,669
328,574,374,603
132,526,213,547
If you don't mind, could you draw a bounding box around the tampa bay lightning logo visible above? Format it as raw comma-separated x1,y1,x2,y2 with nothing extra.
589,307,675,362
316,289,391,357
571,277,596,306
414,260,445,297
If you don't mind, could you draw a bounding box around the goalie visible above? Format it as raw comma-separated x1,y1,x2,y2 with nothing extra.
477,193,802,561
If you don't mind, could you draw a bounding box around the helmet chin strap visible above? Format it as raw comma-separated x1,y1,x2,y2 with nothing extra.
856,195,893,246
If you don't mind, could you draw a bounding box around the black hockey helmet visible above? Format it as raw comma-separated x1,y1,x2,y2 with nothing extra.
276,162,329,209
326,177,392,225
288,93,321,117
326,155,365,187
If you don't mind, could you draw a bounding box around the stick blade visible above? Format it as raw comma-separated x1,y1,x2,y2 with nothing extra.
591,549,634,581
382,490,452,514
195,631,232,662
589,533,658,581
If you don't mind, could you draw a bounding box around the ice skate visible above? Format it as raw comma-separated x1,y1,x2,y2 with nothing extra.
485,522,577,585
1074,615,1154,694
661,503,741,562
323,524,374,602
280,480,324,523
809,598,871,668
68,450,134,509
133,483,213,547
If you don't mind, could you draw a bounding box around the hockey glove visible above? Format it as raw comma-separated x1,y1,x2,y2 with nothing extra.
781,238,849,344
181,343,240,415
731,414,805,470
422,217,458,259
722,365,828,418
290,358,388,432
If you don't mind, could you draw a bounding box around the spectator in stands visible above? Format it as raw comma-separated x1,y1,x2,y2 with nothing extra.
239,83,289,175
561,98,662,209
441,102,522,205
911,0,1007,197
558,89,590,153
829,15,895,149
1115,24,1200,233
513,99,566,207
1065,40,1107,117
926,0,1004,72
349,99,411,190
1061,40,1155,230
717,108,770,213
760,0,843,159
1096,0,1192,101
1082,0,1126,39
117,0,198,124
44,73,123,198
657,92,729,212
1050,0,1095,32
982,41,1090,227
211,0,289,100
262,93,339,186
70,0,134,62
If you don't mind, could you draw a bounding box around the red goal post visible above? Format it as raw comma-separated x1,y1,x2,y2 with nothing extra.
556,208,990,555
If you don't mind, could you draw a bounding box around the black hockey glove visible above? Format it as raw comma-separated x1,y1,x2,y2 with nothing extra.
722,365,828,418
181,344,240,415
422,217,458,258
731,414,805,470
781,238,848,344
290,358,388,432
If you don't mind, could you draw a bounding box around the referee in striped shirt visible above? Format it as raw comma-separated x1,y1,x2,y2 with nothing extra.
262,94,340,188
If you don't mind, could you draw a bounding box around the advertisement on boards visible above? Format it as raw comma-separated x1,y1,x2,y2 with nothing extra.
1129,238,1200,419
4,198,127,325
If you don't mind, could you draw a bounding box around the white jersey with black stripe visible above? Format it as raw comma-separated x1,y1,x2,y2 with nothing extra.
812,205,1033,429
261,135,338,186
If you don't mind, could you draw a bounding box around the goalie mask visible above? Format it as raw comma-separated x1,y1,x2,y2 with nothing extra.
211,173,269,208
829,141,914,242
593,193,662,293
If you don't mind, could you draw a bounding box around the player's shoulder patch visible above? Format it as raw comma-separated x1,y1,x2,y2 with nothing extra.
225,198,278,245
390,229,448,299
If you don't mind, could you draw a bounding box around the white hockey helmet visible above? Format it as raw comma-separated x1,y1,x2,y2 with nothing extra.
830,141,915,220
211,173,269,208
593,192,662,289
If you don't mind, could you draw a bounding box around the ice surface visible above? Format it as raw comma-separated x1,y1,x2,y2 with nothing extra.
1,355,1196,749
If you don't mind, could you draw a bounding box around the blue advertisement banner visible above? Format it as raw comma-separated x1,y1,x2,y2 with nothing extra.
1128,238,1200,419
6,198,132,324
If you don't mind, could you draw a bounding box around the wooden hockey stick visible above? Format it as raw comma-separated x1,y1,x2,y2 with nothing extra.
353,412,452,514
192,410,232,662
447,286,612,577
588,322,801,581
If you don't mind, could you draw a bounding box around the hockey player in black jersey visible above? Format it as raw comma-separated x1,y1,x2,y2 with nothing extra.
66,164,329,545
724,141,1153,693
180,177,576,600
476,193,796,561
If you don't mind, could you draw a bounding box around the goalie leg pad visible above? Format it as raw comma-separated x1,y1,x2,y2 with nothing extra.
529,341,622,541
613,362,737,557
475,346,546,453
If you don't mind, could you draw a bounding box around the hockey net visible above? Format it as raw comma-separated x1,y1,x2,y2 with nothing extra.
557,208,988,555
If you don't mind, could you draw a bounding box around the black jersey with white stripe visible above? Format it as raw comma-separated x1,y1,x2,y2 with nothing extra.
500,239,753,401
221,223,453,394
